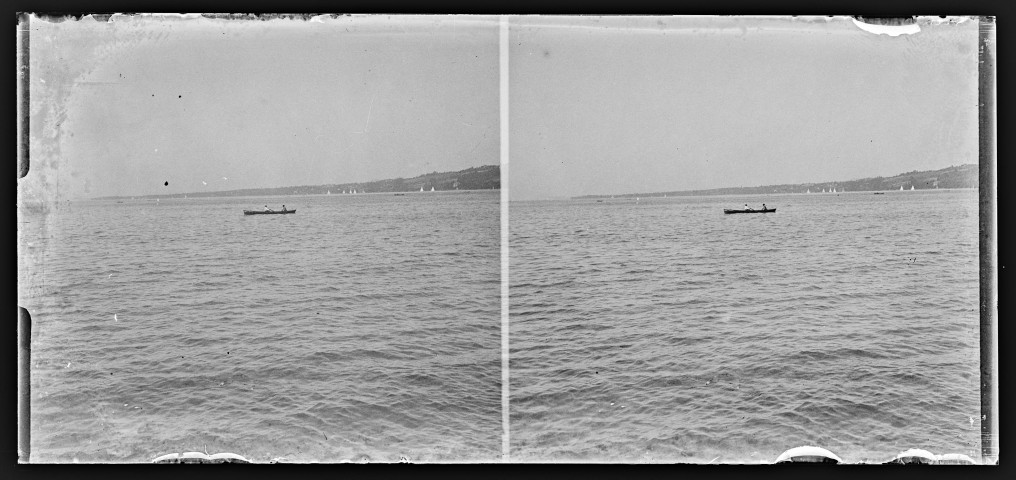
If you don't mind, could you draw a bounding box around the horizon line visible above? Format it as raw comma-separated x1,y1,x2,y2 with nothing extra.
89,164,501,200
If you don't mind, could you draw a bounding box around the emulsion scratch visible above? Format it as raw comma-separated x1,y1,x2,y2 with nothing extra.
365,90,382,133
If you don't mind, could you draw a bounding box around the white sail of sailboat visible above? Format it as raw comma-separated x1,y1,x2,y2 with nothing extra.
900,185,904,191
327,190,330,195
420,187,424,192
910,185,914,191
807,189,810,194
833,187,837,193
431,187,435,192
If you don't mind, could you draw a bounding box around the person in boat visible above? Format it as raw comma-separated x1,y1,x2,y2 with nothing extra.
281,205,287,212
264,205,273,212
762,203,767,211
744,203,753,211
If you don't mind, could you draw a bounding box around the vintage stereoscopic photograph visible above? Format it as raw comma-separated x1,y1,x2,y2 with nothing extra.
17,14,502,463
508,16,991,463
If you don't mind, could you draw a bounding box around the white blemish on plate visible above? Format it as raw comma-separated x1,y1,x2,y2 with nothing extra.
851,18,921,36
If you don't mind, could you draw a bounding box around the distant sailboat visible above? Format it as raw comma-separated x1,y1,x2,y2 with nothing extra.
832,187,837,193
420,187,424,192
431,187,435,192
807,189,811,194
910,185,915,191
900,185,904,191
822,188,826,193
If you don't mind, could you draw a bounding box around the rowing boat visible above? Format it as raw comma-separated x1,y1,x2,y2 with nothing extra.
723,208,775,214
243,210,296,215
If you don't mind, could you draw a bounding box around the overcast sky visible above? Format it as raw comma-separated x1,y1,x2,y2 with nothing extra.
508,16,980,200
28,15,499,199
25,15,981,202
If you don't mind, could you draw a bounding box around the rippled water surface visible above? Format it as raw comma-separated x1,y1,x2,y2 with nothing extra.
509,190,980,463
21,191,500,463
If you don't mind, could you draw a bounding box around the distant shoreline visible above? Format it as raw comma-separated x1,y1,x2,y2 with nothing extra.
508,187,975,202
573,164,977,200
91,188,500,202
93,165,500,201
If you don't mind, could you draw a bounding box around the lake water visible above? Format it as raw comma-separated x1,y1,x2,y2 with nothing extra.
20,191,501,463
508,189,981,463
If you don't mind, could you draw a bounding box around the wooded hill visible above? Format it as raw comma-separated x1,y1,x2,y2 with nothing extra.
576,164,977,199
97,165,500,200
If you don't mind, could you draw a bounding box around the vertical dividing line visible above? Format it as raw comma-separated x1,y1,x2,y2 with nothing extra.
18,13,32,464
499,14,510,462
18,13,30,179
19,309,32,463
977,16,997,465
18,15,30,180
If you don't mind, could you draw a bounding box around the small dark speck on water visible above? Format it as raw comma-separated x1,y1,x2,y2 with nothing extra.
164,181,169,186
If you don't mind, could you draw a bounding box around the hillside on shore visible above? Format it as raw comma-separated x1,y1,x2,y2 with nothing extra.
96,165,500,200
575,164,978,199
